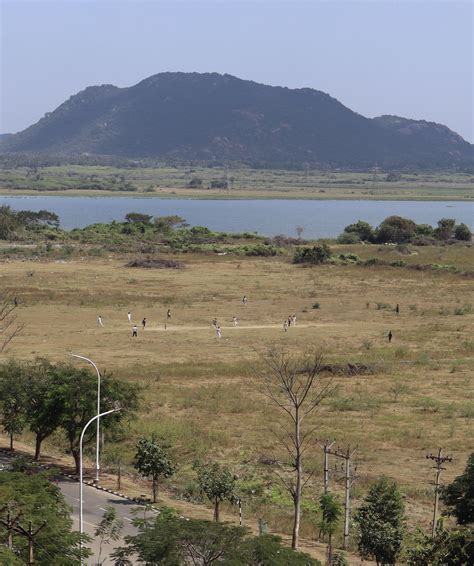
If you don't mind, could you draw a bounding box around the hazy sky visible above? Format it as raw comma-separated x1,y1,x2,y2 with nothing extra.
1,0,473,141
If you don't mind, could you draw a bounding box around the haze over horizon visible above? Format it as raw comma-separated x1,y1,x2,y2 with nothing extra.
1,0,473,142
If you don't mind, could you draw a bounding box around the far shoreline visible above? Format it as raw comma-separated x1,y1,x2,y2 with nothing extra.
0,188,473,202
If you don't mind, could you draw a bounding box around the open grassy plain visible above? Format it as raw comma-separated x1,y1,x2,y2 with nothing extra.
0,164,473,200
1,243,473,555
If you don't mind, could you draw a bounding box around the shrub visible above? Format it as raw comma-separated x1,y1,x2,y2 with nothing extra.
293,243,332,264
434,218,456,240
376,215,417,244
454,223,472,241
337,232,360,244
312,302,321,309
342,220,375,242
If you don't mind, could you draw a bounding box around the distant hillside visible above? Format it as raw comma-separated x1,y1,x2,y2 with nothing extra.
1,72,473,170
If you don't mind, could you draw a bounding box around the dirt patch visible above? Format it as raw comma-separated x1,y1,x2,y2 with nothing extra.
125,258,185,269
320,362,375,376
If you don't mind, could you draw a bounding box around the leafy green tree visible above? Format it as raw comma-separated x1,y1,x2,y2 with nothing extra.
113,509,320,565
454,223,472,242
95,506,124,565
376,216,417,244
134,436,176,503
194,461,236,521
0,471,90,564
354,477,405,565
154,215,189,232
441,453,474,525
57,365,140,474
405,525,474,566
434,218,456,240
124,212,153,224
23,359,66,460
0,361,28,450
343,220,375,242
319,493,343,565
293,243,332,265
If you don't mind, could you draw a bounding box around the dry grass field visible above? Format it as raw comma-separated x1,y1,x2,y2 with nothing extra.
1,244,473,553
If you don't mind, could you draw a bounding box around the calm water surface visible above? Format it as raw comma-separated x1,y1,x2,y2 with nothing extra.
1,196,472,238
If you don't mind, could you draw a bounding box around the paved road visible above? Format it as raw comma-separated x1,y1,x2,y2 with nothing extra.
0,452,149,565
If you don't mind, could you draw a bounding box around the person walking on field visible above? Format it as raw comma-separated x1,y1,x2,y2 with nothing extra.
142,318,147,329
242,295,248,306
388,330,393,343
216,326,222,339
167,309,171,321
283,320,288,332
98,316,104,327
127,311,132,322
292,313,297,326
132,325,138,337
395,304,400,315
288,315,292,328
232,316,238,327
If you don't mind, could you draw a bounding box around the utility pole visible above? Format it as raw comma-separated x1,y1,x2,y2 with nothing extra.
318,439,335,494
328,445,358,550
0,505,21,549
426,448,452,537
14,520,46,565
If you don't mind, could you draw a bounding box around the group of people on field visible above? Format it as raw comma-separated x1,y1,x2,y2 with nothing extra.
96,296,398,343
97,308,172,337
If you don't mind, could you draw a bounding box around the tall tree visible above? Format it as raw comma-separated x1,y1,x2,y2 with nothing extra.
57,366,140,474
354,477,405,566
133,436,176,503
441,452,474,526
24,359,66,460
194,461,236,522
255,348,333,550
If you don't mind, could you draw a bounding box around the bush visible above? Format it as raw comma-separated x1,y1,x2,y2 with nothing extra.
188,176,203,188
293,243,332,264
343,220,375,242
376,215,417,244
454,223,472,241
337,232,360,244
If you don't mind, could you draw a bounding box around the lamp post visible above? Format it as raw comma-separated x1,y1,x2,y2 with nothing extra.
79,407,120,561
71,354,101,483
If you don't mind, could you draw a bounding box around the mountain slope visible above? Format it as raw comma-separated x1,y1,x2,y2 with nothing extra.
2,72,472,169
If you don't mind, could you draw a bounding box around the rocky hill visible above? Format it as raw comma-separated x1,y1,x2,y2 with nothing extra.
2,72,472,169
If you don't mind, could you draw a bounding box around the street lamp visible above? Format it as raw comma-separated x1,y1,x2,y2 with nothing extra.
79,406,121,561
71,354,101,483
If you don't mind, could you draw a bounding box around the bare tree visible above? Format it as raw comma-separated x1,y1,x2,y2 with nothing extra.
256,347,333,550
295,225,305,240
0,295,23,353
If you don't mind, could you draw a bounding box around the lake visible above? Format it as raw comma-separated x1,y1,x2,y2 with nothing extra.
1,196,472,238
